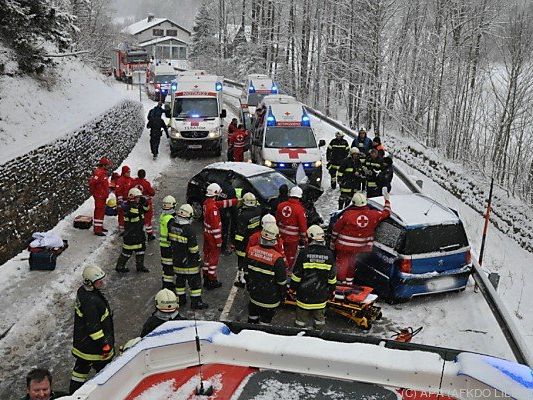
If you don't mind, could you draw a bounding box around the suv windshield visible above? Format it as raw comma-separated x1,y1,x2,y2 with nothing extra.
155,75,175,83
402,224,469,255
249,172,295,199
173,98,219,118
247,92,269,106
265,127,317,148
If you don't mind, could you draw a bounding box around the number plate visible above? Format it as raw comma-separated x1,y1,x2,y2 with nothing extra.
188,144,203,149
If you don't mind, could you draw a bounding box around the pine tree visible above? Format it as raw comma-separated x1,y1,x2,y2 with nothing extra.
190,3,219,69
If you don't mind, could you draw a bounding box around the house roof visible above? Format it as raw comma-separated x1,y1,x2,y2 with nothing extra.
138,36,188,47
122,17,191,36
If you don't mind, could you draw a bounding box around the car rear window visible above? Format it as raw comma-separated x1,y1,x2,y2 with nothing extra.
248,172,295,199
402,223,469,255
375,220,404,250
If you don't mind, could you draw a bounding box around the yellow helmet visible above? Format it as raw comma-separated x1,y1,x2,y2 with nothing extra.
242,192,257,207
155,289,178,312
352,191,367,207
307,225,325,242
83,265,106,286
162,195,176,210
349,147,360,155
177,203,194,219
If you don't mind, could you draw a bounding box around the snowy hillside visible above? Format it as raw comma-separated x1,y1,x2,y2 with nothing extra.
0,47,125,164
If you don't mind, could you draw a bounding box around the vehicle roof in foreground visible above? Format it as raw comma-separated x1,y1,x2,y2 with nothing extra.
65,321,531,400
370,193,461,227
206,162,276,178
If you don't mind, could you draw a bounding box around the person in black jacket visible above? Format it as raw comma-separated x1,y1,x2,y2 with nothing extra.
147,101,169,160
140,289,184,337
365,149,384,198
115,187,150,273
290,225,337,329
245,224,287,324
23,368,67,400
378,156,394,193
271,184,289,214
326,131,350,189
337,148,366,209
69,266,114,394
234,192,262,287
219,174,238,255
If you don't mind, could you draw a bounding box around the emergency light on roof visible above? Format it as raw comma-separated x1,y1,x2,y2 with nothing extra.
266,106,276,126
271,83,279,94
215,81,223,91
301,108,311,126
249,81,256,93
171,82,177,92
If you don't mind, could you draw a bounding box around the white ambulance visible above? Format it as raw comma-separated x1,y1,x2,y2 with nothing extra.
167,74,226,157
250,95,325,187
145,63,176,101
240,74,279,128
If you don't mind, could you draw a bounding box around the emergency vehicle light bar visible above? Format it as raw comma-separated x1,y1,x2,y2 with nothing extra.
215,82,223,91
301,108,311,127
249,80,256,93
271,83,279,94
266,106,276,126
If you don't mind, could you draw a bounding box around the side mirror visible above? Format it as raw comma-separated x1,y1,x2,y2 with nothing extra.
318,139,326,147
220,109,227,118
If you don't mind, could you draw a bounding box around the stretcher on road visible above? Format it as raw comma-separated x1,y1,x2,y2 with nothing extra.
285,284,382,330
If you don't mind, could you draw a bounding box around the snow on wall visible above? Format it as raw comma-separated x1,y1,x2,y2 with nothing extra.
0,100,144,265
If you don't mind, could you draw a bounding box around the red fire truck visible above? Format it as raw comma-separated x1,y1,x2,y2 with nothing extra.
112,43,150,84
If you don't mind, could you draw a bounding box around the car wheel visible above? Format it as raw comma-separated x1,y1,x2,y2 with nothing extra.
191,200,203,220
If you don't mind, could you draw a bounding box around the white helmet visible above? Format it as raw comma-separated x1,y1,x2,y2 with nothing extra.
177,203,194,219
335,131,344,138
242,192,257,207
359,126,367,133
349,147,360,155
162,195,176,210
128,187,142,199
261,213,276,226
289,186,303,198
83,265,105,286
261,224,279,243
307,225,325,242
206,183,222,197
155,289,178,312
352,191,368,207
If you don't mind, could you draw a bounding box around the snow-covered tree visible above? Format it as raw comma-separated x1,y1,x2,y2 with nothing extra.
190,3,219,71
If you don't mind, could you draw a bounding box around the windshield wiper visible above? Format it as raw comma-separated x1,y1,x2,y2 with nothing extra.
439,244,461,251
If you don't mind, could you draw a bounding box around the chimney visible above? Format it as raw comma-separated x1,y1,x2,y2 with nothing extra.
147,14,154,22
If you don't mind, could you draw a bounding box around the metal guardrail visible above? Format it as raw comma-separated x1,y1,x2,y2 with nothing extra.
222,79,532,366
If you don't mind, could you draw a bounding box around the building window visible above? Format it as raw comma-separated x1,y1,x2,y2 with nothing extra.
171,46,187,60
166,29,177,37
155,45,170,59
153,28,164,36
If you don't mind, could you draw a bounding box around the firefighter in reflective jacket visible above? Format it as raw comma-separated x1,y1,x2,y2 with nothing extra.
234,192,262,287
115,188,150,273
245,224,287,324
202,183,239,289
337,147,366,209
88,157,112,236
169,204,209,309
228,125,249,162
159,195,176,290
365,149,384,198
131,169,156,240
275,186,307,271
246,213,286,262
290,225,337,328
330,189,391,285
326,132,350,189
69,265,114,394
115,165,132,234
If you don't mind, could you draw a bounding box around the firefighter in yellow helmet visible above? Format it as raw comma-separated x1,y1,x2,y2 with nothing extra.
140,289,184,337
159,195,177,290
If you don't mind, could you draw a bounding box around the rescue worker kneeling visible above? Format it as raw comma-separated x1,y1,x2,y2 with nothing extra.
245,224,287,324
290,225,337,329
70,265,114,394
140,289,184,337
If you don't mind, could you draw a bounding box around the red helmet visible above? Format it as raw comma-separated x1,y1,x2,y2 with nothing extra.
99,157,112,166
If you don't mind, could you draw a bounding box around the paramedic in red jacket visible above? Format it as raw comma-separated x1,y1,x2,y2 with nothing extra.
89,157,112,236
228,125,249,162
115,165,132,234
330,188,391,285
203,183,239,289
275,186,307,271
131,169,156,240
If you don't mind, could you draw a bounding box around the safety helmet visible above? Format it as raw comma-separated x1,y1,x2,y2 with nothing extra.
307,225,325,242
261,213,276,226
242,192,257,207
359,126,366,133
335,131,344,138
261,224,279,242
349,147,360,155
289,186,303,198
155,289,178,312
352,191,368,207
206,183,222,197
128,187,142,199
162,195,176,210
106,197,117,208
177,203,194,219
83,265,106,286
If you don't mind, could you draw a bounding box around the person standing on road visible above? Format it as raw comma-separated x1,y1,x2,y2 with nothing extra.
290,225,337,329
275,186,307,271
115,165,132,235
326,131,350,190
169,204,209,309
147,101,169,160
115,188,150,273
140,289,184,337
337,147,366,209
159,195,177,290
202,183,239,289
234,192,262,287
23,368,67,400
245,224,287,324
270,184,289,215
219,175,238,256
246,213,286,262
69,266,114,394
350,127,373,155
365,149,384,198
131,169,156,241
330,189,391,286
228,124,249,162
226,118,238,161
88,157,112,236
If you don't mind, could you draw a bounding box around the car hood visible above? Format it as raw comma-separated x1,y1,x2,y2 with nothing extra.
262,147,321,163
